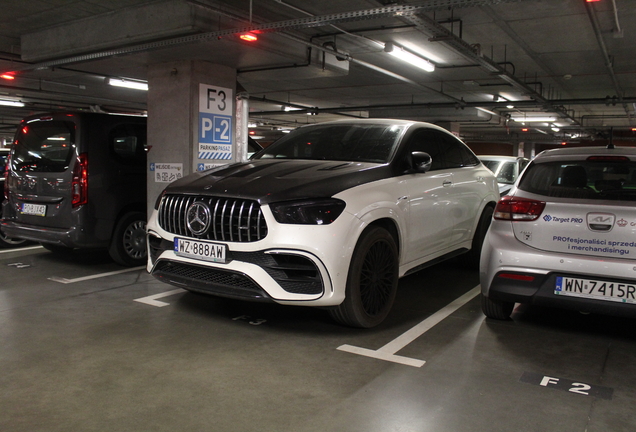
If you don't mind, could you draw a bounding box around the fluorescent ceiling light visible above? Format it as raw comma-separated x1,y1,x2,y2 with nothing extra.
384,43,435,72
107,77,148,91
397,41,445,64
511,116,558,122
0,99,25,107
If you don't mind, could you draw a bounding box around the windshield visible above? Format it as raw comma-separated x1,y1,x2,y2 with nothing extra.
482,160,500,173
518,158,636,201
12,120,75,172
255,123,405,163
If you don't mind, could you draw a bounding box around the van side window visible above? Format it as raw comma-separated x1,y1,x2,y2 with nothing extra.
109,124,147,166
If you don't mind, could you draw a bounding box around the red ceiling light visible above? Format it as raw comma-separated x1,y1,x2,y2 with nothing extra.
1,73,15,80
240,32,258,42
521,128,529,132
586,0,601,2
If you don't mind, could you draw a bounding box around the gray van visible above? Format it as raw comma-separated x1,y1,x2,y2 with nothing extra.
1,112,147,266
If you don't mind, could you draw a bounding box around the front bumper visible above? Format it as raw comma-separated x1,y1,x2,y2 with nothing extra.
146,207,362,306
480,221,636,317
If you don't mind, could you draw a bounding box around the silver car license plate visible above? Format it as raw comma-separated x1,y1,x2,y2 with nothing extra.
174,237,227,263
20,203,47,216
555,276,636,304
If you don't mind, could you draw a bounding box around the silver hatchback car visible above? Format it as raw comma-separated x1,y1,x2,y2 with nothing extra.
481,145,636,319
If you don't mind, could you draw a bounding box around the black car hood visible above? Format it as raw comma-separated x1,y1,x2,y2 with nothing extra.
164,159,395,204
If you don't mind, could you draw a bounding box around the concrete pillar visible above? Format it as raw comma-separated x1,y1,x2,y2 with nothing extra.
146,60,237,215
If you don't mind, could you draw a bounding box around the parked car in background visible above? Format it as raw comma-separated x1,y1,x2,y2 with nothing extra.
1,147,29,248
147,119,499,327
481,145,636,320
1,112,148,265
479,155,530,196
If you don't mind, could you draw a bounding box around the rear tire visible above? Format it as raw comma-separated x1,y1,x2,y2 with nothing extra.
329,226,399,328
481,294,514,320
465,206,494,269
109,211,147,267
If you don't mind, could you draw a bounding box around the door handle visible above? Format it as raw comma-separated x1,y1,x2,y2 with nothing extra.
443,180,452,187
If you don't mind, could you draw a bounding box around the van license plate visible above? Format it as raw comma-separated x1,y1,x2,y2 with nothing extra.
555,276,636,304
20,203,47,216
174,237,227,263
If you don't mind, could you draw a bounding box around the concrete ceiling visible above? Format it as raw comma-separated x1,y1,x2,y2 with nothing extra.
0,0,635,146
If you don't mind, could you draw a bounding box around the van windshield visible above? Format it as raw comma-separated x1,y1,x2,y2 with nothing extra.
12,120,75,172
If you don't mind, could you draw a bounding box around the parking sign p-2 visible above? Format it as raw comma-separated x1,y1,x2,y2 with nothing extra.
198,84,233,159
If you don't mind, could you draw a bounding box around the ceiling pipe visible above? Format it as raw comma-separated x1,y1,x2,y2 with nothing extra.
0,0,535,74
397,11,580,127
250,96,636,116
584,1,633,125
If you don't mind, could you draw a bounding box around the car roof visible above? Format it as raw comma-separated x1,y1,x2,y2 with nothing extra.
295,118,454,135
478,155,526,162
534,146,636,162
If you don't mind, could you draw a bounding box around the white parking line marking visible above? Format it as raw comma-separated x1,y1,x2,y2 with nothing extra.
48,266,145,284
337,285,481,368
0,245,44,254
134,289,186,307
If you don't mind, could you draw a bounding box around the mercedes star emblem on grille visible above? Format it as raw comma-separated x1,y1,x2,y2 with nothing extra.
186,202,211,235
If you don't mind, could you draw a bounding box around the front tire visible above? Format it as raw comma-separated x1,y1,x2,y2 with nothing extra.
109,211,147,266
329,226,399,328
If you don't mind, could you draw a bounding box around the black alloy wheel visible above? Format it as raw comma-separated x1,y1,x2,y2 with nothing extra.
330,226,399,328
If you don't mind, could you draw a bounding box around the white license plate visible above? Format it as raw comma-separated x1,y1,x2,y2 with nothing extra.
555,276,636,304
174,237,227,263
20,203,47,216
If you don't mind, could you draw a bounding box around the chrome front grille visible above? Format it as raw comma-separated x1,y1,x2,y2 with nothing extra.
158,194,268,242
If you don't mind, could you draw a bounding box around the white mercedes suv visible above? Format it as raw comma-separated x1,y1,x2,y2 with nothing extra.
147,119,499,327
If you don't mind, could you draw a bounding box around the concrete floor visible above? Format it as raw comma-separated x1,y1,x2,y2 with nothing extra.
1,246,635,432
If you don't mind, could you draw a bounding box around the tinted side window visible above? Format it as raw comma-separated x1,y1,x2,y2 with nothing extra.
109,124,147,166
406,129,445,170
440,134,479,168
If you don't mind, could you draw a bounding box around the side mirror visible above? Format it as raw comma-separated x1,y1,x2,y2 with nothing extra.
411,151,432,173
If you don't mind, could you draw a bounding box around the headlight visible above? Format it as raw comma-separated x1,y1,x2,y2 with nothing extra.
270,198,346,225
154,189,167,210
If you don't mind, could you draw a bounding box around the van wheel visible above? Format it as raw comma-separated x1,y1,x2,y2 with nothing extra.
0,231,27,248
329,226,399,328
109,211,147,266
